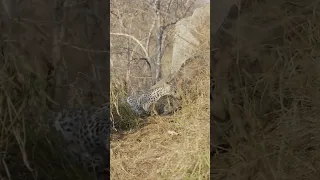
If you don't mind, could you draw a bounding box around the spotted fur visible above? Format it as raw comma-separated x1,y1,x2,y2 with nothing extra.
50,103,110,172
126,85,175,116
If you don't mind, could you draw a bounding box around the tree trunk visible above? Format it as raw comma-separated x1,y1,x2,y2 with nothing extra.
154,0,163,84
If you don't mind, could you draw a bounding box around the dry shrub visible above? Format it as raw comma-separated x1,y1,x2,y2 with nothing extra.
110,76,142,132
212,1,320,179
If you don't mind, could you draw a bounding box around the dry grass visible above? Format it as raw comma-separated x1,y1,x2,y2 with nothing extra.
110,65,210,180
212,0,320,179
1,54,209,180
1,0,109,179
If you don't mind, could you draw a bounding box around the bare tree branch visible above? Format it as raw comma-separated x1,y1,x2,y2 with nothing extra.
146,17,156,55
110,32,151,68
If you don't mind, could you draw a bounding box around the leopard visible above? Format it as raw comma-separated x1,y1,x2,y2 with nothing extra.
125,84,178,116
50,102,110,173
126,95,144,115
50,85,176,172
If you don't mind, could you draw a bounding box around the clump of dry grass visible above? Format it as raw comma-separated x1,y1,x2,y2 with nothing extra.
212,1,320,179
110,76,142,132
